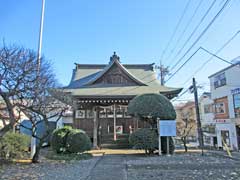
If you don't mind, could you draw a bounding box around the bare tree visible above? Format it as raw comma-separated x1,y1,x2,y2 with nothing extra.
177,112,196,152
0,44,73,162
0,45,38,136
19,91,72,163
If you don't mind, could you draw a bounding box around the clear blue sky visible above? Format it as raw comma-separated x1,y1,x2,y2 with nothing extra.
1,0,240,99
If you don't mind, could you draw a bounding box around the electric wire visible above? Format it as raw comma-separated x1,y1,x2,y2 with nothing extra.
165,0,204,65
181,30,240,86
169,0,217,71
166,0,231,82
166,46,233,82
160,0,191,63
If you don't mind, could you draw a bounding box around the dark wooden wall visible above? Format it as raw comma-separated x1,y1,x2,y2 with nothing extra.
74,117,151,138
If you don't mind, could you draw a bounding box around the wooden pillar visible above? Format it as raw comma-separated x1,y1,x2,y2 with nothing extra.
93,106,99,149
133,117,138,131
113,104,117,141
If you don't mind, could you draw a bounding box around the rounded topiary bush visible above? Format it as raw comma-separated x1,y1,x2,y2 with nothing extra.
128,93,176,120
129,128,158,154
51,126,72,153
66,129,92,153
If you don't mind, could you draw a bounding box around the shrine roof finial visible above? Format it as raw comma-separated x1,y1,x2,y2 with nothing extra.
110,51,120,62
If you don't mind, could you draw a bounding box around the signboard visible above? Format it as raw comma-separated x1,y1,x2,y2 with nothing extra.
231,88,240,95
116,126,123,134
159,120,176,136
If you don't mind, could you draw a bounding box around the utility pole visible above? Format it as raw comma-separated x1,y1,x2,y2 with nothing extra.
192,77,204,155
31,0,46,159
158,62,169,85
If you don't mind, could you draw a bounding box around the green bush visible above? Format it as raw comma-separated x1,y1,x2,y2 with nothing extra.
129,128,175,154
66,129,92,153
0,132,30,160
51,126,72,153
129,128,158,154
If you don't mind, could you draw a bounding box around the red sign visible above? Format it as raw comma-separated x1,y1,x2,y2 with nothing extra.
215,119,228,123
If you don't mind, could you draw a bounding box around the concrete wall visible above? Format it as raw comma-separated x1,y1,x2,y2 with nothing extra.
209,63,240,150
210,64,240,119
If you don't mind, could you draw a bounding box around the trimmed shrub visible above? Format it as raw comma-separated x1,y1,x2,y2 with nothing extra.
128,93,176,120
66,129,92,153
129,128,158,154
0,132,30,159
51,126,72,153
129,128,175,154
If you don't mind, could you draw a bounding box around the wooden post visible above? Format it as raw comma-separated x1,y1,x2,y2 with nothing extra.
113,104,117,141
167,136,169,155
93,106,98,149
192,78,204,155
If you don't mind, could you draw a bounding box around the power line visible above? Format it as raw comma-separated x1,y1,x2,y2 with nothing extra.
169,0,217,70
160,0,191,63
166,0,231,82
165,0,204,65
171,88,190,102
165,46,233,82
181,30,240,86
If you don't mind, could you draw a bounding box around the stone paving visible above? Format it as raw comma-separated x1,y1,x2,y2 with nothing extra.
1,150,240,180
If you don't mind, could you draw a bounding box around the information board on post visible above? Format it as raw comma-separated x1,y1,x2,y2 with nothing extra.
158,120,176,156
159,120,176,137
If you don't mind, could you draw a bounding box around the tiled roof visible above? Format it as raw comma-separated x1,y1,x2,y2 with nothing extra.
65,54,182,97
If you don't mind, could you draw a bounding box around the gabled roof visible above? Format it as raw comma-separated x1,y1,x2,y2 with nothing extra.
85,56,146,86
65,53,182,98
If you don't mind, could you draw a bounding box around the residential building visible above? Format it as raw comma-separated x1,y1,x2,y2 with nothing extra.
209,61,240,150
199,92,217,147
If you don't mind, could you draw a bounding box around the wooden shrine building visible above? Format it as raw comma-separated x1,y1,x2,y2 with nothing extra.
65,52,182,148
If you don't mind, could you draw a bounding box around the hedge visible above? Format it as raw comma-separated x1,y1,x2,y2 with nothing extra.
51,127,91,154
0,132,30,159
129,128,175,154
51,126,72,153
66,129,92,153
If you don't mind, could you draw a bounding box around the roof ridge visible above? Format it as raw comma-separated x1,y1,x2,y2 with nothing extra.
84,58,147,86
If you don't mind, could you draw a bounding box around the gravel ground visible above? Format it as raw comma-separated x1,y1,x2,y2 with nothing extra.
126,153,240,180
1,151,240,180
0,157,100,180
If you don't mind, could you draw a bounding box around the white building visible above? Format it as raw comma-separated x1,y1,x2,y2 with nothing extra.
199,92,216,147
209,61,240,150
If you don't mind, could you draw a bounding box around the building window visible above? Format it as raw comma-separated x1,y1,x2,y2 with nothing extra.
233,93,240,118
215,102,225,114
204,104,213,114
214,73,226,89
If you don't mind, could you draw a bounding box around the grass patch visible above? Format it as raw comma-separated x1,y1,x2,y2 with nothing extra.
45,151,92,161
